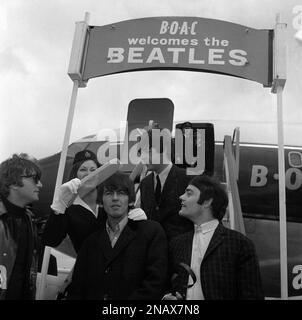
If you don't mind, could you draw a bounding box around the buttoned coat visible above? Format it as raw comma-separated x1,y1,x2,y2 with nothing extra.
140,165,193,240
67,219,168,300
168,223,264,300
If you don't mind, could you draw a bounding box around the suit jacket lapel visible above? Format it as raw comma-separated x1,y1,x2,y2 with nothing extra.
161,165,177,201
105,221,137,265
203,223,225,261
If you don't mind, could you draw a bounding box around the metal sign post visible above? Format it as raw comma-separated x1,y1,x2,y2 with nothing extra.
36,12,90,300
271,14,287,300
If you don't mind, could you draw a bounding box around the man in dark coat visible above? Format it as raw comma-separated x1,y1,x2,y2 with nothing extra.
0,154,43,300
67,172,168,300
140,127,193,240
165,175,264,300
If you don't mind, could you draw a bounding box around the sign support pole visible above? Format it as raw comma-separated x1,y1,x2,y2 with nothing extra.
36,12,90,300
271,13,287,300
276,85,288,300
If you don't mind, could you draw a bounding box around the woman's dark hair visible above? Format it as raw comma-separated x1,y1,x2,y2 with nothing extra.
0,153,41,198
189,174,228,221
98,171,135,206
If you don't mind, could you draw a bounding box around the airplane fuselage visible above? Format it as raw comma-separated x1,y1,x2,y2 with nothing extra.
35,140,302,298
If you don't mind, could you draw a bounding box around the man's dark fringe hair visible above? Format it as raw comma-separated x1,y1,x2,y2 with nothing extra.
0,153,41,198
98,171,135,206
189,174,228,221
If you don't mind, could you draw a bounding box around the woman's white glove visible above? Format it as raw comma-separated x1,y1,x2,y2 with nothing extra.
51,178,81,214
128,208,147,221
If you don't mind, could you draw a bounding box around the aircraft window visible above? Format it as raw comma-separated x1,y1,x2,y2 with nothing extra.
288,151,302,168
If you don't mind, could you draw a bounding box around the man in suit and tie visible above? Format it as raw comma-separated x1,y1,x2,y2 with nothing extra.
164,174,264,300
139,127,193,240
67,172,168,300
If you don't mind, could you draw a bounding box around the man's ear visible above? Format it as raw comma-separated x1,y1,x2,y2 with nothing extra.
128,202,134,208
202,198,213,209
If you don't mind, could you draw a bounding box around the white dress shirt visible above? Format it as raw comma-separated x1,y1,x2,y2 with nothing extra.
186,219,219,300
106,215,128,247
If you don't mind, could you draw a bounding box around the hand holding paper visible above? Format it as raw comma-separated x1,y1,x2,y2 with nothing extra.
77,158,121,198
51,158,121,214
51,178,81,214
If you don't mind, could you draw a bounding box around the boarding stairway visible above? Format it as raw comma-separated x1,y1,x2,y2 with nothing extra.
175,121,245,235
222,128,245,235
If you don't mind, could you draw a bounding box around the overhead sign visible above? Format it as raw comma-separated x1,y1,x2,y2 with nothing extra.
82,17,273,86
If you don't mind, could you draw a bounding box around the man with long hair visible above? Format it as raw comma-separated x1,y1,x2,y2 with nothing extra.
0,153,43,300
67,172,168,300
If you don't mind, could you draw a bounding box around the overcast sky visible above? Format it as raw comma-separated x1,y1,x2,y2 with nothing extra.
1,0,302,162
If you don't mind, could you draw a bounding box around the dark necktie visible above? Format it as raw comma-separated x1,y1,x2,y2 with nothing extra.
154,174,161,205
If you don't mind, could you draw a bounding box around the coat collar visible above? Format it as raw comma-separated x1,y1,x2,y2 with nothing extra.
203,222,226,261
0,199,33,218
142,165,176,199
0,200,7,216
99,219,138,266
160,165,179,200
179,222,226,265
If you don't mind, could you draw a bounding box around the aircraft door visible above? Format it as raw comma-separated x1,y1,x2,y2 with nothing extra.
175,122,215,176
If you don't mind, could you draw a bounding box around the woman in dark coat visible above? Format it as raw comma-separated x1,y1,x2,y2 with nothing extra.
42,150,103,254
